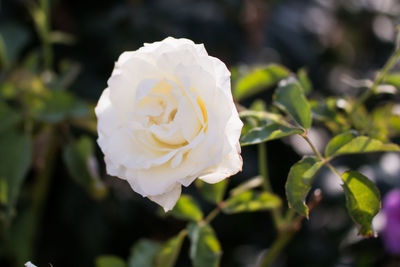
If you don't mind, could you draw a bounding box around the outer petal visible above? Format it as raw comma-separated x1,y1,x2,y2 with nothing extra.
95,88,125,137
148,183,182,212
198,145,242,183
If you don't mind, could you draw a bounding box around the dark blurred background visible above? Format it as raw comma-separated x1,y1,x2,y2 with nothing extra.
1,0,400,266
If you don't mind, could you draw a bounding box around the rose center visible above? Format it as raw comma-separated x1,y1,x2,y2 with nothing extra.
133,79,206,146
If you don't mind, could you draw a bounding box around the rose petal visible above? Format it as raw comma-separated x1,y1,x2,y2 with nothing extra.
148,183,182,212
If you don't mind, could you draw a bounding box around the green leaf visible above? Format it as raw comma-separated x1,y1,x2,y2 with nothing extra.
187,222,222,267
35,90,89,123
341,171,380,237
0,130,31,219
63,136,107,199
297,68,312,94
383,73,400,88
310,99,350,134
274,78,312,129
95,255,126,267
324,132,400,158
195,180,227,204
240,123,303,146
0,22,30,66
0,102,21,134
239,110,291,127
233,64,290,101
285,157,324,218
128,239,161,267
250,99,267,111
169,195,203,221
222,190,281,214
155,230,187,267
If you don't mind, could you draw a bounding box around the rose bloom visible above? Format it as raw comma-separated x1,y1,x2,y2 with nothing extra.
382,188,400,255
95,37,243,211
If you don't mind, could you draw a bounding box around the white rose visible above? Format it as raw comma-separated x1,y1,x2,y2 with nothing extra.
95,37,243,211
25,262,37,267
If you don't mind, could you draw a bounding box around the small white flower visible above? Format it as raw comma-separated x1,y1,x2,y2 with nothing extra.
25,261,37,267
95,37,243,211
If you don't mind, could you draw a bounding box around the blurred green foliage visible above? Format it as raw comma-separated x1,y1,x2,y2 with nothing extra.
2,0,400,267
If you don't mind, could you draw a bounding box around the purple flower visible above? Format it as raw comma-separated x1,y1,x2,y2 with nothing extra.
383,189,400,255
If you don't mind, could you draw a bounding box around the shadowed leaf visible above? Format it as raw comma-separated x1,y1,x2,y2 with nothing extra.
188,222,221,267
195,180,227,204
128,239,161,267
155,230,187,267
285,157,324,218
0,130,31,220
240,123,303,146
274,78,312,129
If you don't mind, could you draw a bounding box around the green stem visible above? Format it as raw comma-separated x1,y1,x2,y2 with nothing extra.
301,133,324,161
203,206,221,225
301,134,343,179
258,143,281,229
259,230,296,267
350,47,400,115
29,127,58,259
258,143,272,192
39,0,52,70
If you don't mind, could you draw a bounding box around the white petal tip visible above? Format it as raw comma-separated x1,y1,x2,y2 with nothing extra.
25,262,37,267
148,184,182,212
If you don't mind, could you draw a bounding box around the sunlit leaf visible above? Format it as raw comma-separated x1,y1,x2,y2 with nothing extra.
285,157,324,218
341,171,380,237
0,130,31,220
240,123,303,146
383,73,400,88
250,99,267,111
274,77,312,129
155,230,187,267
239,110,292,127
95,255,126,267
349,105,369,132
169,195,203,221
324,132,400,158
63,136,107,199
195,180,227,204
187,222,222,267
128,239,161,267
233,64,290,101
222,190,281,214
297,68,312,95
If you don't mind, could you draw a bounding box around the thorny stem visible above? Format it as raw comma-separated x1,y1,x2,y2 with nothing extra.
259,132,345,267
